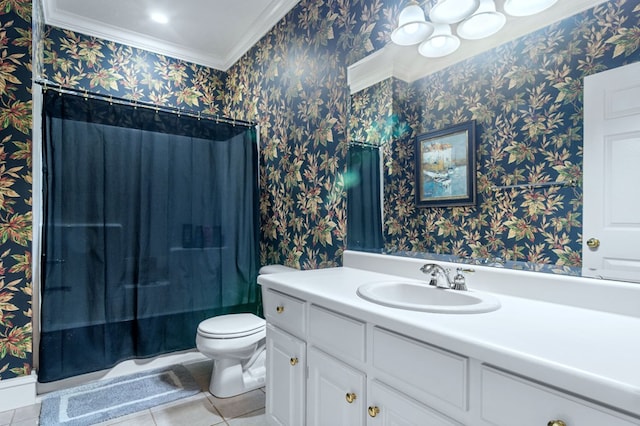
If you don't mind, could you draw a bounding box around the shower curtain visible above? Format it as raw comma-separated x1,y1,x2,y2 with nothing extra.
39,90,260,383
346,144,383,252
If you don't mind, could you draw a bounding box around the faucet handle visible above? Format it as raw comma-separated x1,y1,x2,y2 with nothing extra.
451,267,474,291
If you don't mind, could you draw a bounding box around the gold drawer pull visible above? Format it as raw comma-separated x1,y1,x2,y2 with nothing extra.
345,393,356,404
276,305,284,313
368,406,380,417
548,421,567,426
289,357,298,366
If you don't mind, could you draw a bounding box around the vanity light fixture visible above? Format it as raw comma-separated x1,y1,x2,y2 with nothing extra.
456,0,506,40
391,0,434,45
391,0,557,58
503,0,558,16
418,24,460,57
429,0,479,24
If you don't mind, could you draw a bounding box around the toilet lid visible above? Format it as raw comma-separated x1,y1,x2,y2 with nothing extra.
197,313,265,339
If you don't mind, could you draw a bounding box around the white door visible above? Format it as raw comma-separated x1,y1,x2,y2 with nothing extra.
583,62,640,283
307,346,366,426
265,324,306,426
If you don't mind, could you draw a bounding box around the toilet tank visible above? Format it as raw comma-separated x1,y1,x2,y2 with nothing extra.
259,265,298,274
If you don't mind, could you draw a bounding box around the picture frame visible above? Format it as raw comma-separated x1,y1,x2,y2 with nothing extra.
415,120,476,208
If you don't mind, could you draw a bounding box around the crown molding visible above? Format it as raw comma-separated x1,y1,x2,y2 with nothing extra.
43,0,300,71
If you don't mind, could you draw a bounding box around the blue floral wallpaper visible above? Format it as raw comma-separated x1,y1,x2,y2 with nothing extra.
222,0,399,269
41,27,228,113
0,0,637,382
27,0,399,381
379,0,640,267
0,0,33,380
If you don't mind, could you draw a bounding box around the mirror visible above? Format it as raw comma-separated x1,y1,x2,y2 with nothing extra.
346,0,639,282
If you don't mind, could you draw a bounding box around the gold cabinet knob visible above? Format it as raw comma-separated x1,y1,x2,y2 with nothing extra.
586,238,600,249
368,406,380,418
289,357,298,366
548,421,567,426
276,305,284,313
345,393,357,404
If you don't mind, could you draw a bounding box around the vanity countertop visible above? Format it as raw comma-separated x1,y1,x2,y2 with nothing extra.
258,266,640,418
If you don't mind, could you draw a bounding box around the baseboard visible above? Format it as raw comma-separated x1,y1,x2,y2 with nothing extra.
0,371,37,411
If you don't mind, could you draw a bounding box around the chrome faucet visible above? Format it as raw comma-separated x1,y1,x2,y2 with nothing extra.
420,264,452,289
420,264,473,291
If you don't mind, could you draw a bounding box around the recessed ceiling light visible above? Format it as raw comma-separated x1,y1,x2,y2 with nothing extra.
151,12,169,24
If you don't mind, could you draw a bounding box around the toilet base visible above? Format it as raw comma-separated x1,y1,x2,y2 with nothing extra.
209,348,266,398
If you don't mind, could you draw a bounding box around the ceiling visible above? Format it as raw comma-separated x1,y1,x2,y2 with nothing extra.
42,0,301,71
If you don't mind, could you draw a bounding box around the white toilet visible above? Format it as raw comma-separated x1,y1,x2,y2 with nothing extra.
195,264,297,398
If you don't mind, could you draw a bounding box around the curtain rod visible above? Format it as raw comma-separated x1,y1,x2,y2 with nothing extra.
34,79,257,128
491,180,577,191
349,140,389,149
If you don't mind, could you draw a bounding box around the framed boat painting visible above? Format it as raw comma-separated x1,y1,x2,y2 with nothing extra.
415,120,476,208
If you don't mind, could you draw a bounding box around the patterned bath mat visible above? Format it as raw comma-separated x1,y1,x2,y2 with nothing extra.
39,364,200,425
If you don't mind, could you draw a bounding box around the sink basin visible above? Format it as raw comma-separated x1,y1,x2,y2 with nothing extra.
356,281,501,314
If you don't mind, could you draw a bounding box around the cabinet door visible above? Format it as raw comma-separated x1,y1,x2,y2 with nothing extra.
266,324,306,426
367,380,462,426
481,366,639,426
307,347,366,426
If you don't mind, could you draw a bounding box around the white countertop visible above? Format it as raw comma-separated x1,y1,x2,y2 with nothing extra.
258,266,640,418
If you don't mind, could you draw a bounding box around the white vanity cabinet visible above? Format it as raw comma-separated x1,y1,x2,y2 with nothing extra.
260,267,640,426
263,291,461,425
263,289,307,426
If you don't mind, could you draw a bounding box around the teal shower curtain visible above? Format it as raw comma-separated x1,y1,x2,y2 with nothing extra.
39,90,260,382
347,144,383,252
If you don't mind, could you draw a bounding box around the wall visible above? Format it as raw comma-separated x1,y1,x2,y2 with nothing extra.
41,27,227,113
0,0,33,380
222,0,398,269
349,78,396,146
376,0,640,266
7,0,635,382
20,0,400,382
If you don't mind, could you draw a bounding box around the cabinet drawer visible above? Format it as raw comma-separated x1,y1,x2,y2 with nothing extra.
372,327,468,410
481,366,639,426
368,380,462,426
308,305,365,365
263,288,306,338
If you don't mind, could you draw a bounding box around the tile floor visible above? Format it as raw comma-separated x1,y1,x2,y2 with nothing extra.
0,362,267,426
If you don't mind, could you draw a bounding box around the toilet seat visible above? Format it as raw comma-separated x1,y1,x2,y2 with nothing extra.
197,313,265,339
